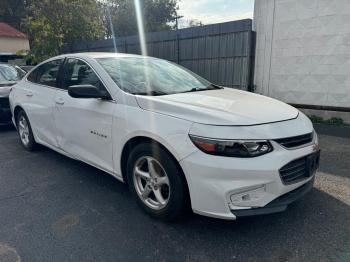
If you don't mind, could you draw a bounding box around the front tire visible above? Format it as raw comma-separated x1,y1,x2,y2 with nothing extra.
16,110,38,151
127,142,189,221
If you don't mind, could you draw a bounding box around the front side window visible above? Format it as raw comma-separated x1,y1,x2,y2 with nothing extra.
62,58,104,90
0,64,26,82
29,59,64,87
97,57,213,95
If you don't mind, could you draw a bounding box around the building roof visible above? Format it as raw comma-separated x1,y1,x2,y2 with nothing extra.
0,23,27,39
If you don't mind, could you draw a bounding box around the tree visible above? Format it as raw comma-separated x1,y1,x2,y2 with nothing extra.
16,0,179,63
104,0,179,37
23,0,105,63
0,0,28,30
187,19,203,28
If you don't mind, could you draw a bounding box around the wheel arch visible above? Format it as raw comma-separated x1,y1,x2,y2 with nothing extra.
13,105,38,142
120,136,188,188
13,105,25,125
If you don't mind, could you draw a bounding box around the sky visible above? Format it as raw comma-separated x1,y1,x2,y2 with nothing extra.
178,0,254,26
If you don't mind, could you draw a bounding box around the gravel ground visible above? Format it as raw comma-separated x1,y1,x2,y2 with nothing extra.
0,124,349,262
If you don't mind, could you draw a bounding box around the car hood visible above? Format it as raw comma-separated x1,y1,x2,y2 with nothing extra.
135,88,299,126
0,81,16,98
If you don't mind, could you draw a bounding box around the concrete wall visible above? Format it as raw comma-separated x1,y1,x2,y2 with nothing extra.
254,0,350,108
0,37,30,54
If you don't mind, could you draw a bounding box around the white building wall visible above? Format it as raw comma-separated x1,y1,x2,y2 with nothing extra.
0,37,30,54
254,0,350,108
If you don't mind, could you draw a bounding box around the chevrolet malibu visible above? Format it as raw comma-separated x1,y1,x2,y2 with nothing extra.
9,53,320,220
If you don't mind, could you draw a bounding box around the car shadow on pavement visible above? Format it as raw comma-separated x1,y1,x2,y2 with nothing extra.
0,124,15,133
30,150,350,260
56,155,350,261
1,133,350,262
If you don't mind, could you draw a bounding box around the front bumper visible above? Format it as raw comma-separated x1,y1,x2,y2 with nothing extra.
180,140,319,220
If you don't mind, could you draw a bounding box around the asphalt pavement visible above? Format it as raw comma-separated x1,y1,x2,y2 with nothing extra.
0,124,349,262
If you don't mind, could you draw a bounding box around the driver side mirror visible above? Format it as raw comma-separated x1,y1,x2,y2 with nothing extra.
68,84,111,100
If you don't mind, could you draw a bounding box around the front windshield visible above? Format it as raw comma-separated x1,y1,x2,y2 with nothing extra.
0,64,26,82
97,57,213,95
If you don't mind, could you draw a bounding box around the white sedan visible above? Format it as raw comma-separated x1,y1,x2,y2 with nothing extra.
9,53,320,220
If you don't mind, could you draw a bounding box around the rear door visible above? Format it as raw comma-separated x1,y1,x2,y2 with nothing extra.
22,58,64,147
53,58,114,173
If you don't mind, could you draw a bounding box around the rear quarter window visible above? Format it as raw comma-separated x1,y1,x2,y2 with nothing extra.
27,68,37,82
27,59,64,88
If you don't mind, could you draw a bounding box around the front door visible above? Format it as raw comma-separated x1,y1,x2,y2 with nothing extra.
53,58,114,173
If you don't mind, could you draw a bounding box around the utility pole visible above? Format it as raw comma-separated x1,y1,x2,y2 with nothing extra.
175,15,183,64
175,15,184,30
106,5,117,53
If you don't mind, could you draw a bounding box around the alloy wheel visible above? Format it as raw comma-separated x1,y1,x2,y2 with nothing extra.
133,156,171,210
18,115,30,146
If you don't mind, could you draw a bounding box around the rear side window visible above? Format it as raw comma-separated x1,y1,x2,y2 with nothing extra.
28,59,64,88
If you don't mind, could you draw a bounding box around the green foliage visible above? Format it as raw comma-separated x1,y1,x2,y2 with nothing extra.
15,0,179,63
326,117,344,125
309,115,324,124
186,19,204,28
309,115,345,125
105,0,178,37
23,0,105,63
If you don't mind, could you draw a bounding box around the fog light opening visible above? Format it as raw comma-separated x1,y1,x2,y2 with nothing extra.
229,185,266,207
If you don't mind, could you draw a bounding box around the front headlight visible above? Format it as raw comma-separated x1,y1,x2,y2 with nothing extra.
189,135,273,158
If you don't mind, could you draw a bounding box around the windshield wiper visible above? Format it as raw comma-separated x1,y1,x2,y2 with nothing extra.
131,90,168,96
181,84,223,94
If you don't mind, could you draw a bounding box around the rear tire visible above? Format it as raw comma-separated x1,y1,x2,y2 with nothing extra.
127,142,189,221
16,110,38,151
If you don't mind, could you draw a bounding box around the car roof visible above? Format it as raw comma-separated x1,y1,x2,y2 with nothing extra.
38,52,160,68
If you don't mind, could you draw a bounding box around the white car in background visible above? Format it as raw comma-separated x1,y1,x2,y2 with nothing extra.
9,53,320,220
0,63,26,124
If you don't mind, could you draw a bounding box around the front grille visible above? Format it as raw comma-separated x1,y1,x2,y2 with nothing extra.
279,152,320,185
0,97,10,109
274,133,313,148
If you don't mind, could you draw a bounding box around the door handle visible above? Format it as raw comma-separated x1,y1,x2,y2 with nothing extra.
55,97,65,105
26,91,33,97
